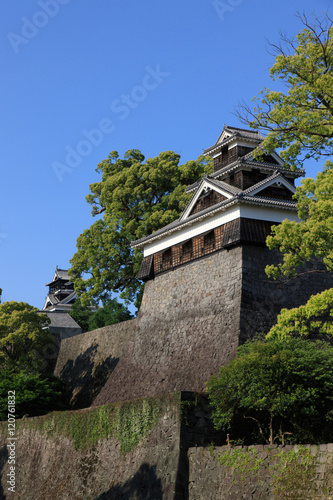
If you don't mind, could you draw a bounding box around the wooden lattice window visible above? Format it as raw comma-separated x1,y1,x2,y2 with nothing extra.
203,230,215,252
181,240,193,261
161,248,172,269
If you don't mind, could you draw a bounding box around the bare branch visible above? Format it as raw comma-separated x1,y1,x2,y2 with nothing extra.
243,415,269,444
92,206,106,215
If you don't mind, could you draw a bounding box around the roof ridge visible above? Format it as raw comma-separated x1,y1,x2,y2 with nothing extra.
224,125,261,135
242,171,296,195
208,177,242,195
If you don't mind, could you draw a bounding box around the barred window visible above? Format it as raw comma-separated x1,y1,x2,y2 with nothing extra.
203,230,215,252
162,248,172,269
181,240,193,260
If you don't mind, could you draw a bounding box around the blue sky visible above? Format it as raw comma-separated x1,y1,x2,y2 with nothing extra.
1,0,331,309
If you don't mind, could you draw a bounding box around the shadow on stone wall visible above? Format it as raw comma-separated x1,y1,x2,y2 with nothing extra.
60,343,119,409
94,463,163,500
0,445,9,499
174,392,228,500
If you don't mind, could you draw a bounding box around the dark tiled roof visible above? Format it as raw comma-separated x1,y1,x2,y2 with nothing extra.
222,125,265,141
207,177,242,195
240,195,296,209
211,158,304,181
204,125,265,154
46,268,71,287
242,171,296,195
45,293,57,305
186,179,201,193
242,149,279,163
41,310,81,329
55,269,70,279
58,290,76,304
186,173,243,194
132,196,235,247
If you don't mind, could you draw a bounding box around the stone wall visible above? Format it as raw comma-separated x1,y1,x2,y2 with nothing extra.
0,392,225,500
0,394,182,500
188,444,333,499
239,246,333,343
93,247,242,405
55,243,333,407
54,320,136,408
93,243,333,406
2,391,333,499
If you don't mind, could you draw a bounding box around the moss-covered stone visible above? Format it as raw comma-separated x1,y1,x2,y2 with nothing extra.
15,393,179,452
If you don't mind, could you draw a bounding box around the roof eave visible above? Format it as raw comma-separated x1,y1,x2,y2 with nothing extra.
131,196,297,249
203,136,263,156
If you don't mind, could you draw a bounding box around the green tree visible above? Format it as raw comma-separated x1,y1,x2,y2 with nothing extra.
69,150,212,309
236,13,333,169
0,368,66,420
263,161,333,339
0,301,67,420
0,369,66,420
70,297,133,332
69,299,94,333
88,298,133,331
267,288,333,340
0,301,52,371
207,339,333,445
236,14,333,340
265,161,333,279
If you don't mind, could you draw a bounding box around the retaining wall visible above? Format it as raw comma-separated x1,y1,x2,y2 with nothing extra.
55,244,333,407
188,444,333,499
2,392,333,499
54,320,136,408
0,394,182,500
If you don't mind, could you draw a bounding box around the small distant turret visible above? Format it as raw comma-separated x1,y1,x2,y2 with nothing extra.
42,268,76,311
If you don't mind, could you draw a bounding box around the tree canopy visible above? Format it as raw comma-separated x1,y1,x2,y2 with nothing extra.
262,158,333,340
69,149,212,308
0,301,51,371
69,297,133,333
236,13,333,169
0,369,65,420
207,339,333,445
0,301,66,420
267,288,333,340
265,160,333,278
236,13,333,341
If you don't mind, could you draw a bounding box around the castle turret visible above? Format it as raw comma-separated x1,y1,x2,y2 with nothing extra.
43,267,76,312
133,125,303,282
57,125,333,405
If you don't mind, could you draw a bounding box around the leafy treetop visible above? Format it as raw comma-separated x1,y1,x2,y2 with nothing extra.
69,297,133,333
267,288,333,340
207,338,333,445
266,160,333,279
0,301,51,371
236,13,333,169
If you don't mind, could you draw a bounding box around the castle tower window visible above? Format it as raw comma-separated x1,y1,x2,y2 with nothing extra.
181,239,193,260
162,248,172,270
203,230,215,252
